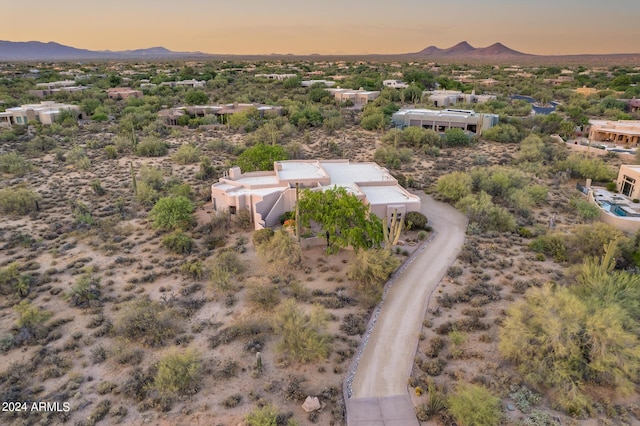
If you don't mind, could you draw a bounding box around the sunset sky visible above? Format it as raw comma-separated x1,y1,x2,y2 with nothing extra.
3,0,639,55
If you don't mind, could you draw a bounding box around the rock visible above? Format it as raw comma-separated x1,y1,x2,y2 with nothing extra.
302,396,321,413
506,403,516,411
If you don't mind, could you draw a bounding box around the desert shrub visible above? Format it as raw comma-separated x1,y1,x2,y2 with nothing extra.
556,154,616,182
499,274,640,415
114,299,179,347
253,228,275,247
417,230,428,240
66,146,91,170
340,313,367,336
0,152,32,175
172,144,200,164
135,137,168,157
0,262,31,297
15,300,52,331
162,231,194,254
510,386,542,412
195,157,216,180
405,211,428,230
138,165,165,190
222,394,243,408
529,234,567,262
570,197,601,221
361,112,387,131
208,320,268,349
425,336,446,358
246,403,279,426
149,196,194,231
272,299,331,363
65,267,101,307
104,145,118,159
347,248,400,304
90,179,106,196
0,187,39,215
565,223,622,262
448,383,502,426
247,284,281,311
436,171,472,202
443,128,471,147
136,182,160,206
180,260,204,280
456,191,516,232
482,123,521,143
470,166,528,198
87,400,111,425
256,229,302,274
209,250,245,292
419,358,446,376
154,348,201,396
415,383,448,421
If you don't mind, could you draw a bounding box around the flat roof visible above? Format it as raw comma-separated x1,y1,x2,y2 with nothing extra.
277,161,327,181
360,185,418,205
320,161,392,186
235,175,280,186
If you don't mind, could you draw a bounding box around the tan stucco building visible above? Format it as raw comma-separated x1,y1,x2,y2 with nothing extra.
211,160,421,230
0,101,83,127
589,120,640,146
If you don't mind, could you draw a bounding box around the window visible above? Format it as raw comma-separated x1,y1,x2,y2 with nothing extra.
16,116,22,124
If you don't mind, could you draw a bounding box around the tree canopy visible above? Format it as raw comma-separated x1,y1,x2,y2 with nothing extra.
234,143,288,172
298,187,383,252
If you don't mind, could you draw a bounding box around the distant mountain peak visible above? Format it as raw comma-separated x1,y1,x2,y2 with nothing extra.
0,40,205,60
414,41,527,57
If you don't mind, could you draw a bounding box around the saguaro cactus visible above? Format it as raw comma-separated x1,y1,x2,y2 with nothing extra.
383,209,403,247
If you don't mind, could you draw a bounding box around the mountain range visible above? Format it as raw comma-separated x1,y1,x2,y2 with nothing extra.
0,41,206,60
415,41,526,57
0,40,638,64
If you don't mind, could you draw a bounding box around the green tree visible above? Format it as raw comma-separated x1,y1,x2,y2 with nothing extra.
272,299,331,363
235,143,288,172
448,383,502,426
149,196,194,231
436,171,472,203
443,128,471,147
298,187,383,252
184,90,209,105
482,123,520,143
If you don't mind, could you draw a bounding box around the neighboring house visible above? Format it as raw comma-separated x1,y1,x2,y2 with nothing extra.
383,80,409,89
301,80,336,87
424,90,496,108
326,88,380,105
28,80,86,98
158,103,283,126
160,79,206,88
588,120,640,146
107,88,143,100
584,167,640,233
625,98,640,113
0,101,84,127
392,108,499,134
575,86,599,96
255,74,297,80
211,159,421,230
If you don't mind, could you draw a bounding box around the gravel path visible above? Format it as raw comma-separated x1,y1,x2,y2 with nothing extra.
345,194,467,424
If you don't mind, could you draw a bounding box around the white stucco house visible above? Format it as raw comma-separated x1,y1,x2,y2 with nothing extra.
211,160,421,230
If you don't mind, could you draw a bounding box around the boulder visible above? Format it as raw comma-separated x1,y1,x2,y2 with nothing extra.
302,396,321,413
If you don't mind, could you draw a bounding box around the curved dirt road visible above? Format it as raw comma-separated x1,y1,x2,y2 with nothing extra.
346,194,467,425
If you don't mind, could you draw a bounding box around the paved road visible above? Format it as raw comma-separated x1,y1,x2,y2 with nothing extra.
346,194,467,425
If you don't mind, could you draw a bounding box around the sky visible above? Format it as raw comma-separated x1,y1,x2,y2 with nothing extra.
3,0,639,55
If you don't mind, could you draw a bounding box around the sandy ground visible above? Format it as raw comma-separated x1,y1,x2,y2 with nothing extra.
347,194,467,407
